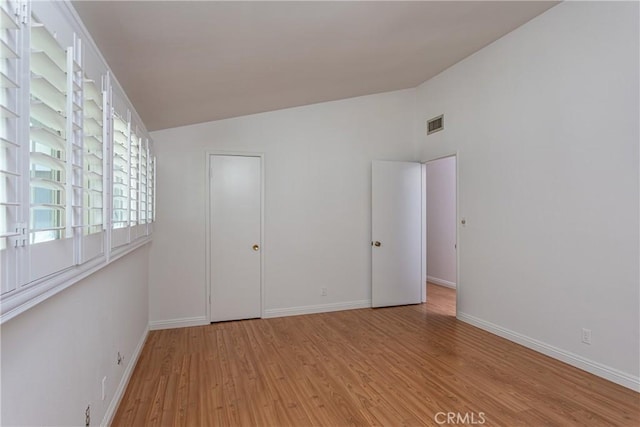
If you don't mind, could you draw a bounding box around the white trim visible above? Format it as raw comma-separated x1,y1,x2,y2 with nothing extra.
205,154,211,322
0,238,151,324
149,316,208,331
427,276,457,289
421,163,427,303
264,300,371,318
101,327,149,427
109,237,152,265
260,155,266,319
458,312,640,392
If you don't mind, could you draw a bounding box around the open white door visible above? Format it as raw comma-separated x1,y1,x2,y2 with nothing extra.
372,161,422,308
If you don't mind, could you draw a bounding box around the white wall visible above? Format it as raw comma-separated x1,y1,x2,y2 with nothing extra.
426,156,457,288
0,245,150,426
149,89,417,326
415,1,639,389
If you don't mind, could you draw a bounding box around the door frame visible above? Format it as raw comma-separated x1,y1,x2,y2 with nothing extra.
205,151,265,322
421,151,460,318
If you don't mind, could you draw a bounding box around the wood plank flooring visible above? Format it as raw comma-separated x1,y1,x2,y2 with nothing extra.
425,282,456,315
113,284,639,426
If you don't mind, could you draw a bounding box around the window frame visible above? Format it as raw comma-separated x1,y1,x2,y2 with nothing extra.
0,0,156,324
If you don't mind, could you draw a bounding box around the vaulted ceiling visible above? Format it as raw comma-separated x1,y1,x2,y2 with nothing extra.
72,1,558,131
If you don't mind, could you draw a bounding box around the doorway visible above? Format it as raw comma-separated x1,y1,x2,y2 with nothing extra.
425,155,457,316
207,154,263,322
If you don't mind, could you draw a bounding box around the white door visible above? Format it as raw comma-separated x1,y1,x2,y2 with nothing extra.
372,160,422,307
210,155,262,322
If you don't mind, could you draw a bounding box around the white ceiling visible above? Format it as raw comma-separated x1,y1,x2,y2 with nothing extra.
72,1,558,131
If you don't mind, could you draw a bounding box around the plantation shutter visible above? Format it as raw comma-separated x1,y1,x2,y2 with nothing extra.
111,109,129,248
80,76,104,261
129,130,139,240
28,13,77,281
0,0,156,321
0,0,21,294
148,152,155,231
138,136,148,236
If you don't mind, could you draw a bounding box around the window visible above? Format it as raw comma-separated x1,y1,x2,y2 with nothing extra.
111,109,129,247
0,0,20,295
139,136,147,227
148,154,155,226
110,110,158,247
81,75,104,261
129,130,139,237
130,128,152,240
28,14,79,281
0,0,156,324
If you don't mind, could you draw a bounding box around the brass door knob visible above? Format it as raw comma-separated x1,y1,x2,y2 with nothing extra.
252,244,260,251
374,241,381,247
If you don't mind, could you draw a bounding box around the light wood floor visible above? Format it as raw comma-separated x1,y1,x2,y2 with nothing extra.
113,284,639,426
425,282,456,315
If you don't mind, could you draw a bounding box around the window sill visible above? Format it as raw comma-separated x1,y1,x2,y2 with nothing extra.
0,236,152,324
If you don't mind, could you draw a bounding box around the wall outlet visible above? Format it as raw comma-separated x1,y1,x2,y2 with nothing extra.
101,376,107,401
581,328,592,345
117,351,123,365
321,287,327,296
85,405,90,426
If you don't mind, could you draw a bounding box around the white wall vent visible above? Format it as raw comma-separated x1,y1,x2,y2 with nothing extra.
427,115,444,135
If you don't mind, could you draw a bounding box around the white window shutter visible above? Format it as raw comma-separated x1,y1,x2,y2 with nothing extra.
0,0,22,294
80,75,105,262
111,109,130,248
27,13,75,282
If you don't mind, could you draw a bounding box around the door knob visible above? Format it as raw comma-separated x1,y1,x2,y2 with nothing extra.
252,244,260,251
374,241,381,247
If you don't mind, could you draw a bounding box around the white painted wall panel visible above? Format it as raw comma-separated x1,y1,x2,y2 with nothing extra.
149,90,417,324
415,1,639,382
1,245,150,426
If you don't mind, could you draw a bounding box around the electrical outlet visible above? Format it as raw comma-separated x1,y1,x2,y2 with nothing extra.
101,377,107,401
85,405,90,426
117,351,123,365
321,287,327,296
581,328,592,345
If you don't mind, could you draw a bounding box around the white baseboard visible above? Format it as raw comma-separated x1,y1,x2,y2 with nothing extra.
101,327,149,427
427,276,457,289
264,300,371,318
149,316,208,330
457,312,640,392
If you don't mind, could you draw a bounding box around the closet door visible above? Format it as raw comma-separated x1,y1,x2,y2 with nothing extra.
209,155,262,322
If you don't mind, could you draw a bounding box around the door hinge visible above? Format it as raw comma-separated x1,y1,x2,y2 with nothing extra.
10,223,27,248
20,3,28,25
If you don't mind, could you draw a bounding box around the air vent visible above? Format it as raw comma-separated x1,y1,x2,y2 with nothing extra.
427,115,444,135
